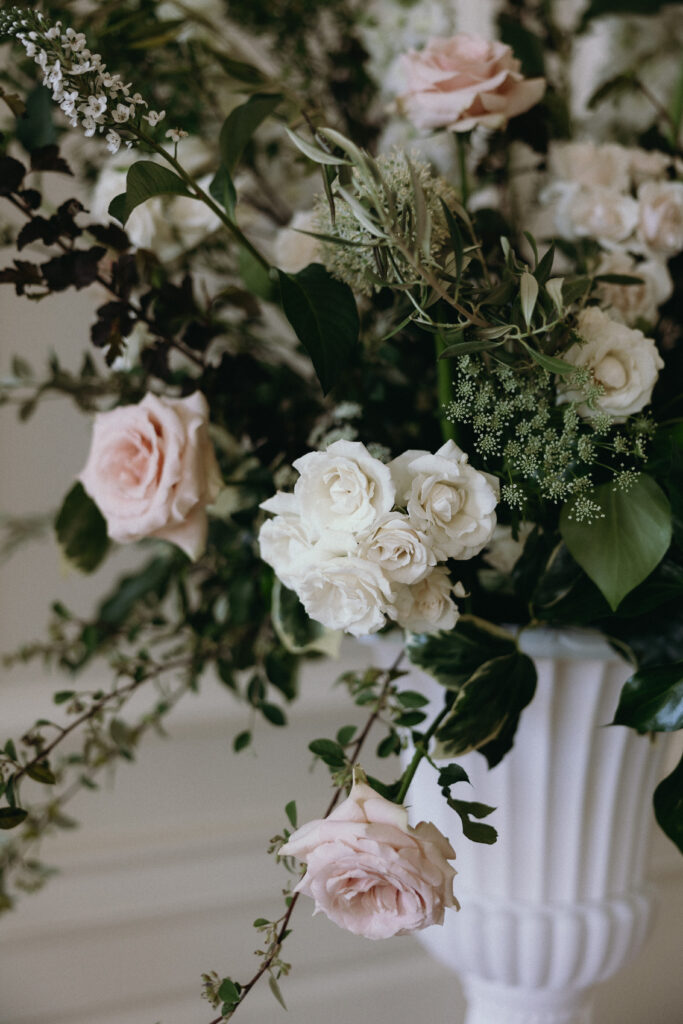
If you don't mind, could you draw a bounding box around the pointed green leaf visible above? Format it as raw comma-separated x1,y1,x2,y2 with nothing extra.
114,162,192,226
55,482,109,573
268,974,287,1011
0,807,28,830
522,343,574,375
284,127,350,165
613,662,683,732
219,93,282,175
209,163,236,217
654,752,683,855
278,264,359,393
560,475,672,611
520,271,539,327
405,616,517,691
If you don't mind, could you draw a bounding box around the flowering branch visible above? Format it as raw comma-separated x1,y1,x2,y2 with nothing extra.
205,649,404,1023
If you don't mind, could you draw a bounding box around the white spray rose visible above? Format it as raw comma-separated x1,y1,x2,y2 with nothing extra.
548,141,632,192
359,512,437,584
551,183,639,247
297,555,393,637
258,515,318,591
595,250,672,326
637,181,683,256
393,568,462,633
557,306,664,421
293,440,395,537
482,522,534,575
389,440,499,560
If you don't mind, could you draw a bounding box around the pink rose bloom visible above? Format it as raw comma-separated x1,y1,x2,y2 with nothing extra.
80,391,221,560
280,779,458,939
398,33,546,133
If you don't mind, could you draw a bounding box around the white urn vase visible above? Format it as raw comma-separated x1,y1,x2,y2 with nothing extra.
382,629,670,1024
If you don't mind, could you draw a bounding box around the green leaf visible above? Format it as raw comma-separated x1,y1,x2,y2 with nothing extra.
233,730,251,752
396,691,430,709
208,163,236,217
439,199,464,285
436,652,537,767
522,343,574,375
25,762,56,785
239,246,275,301
98,554,178,626
594,273,644,286
278,263,359,394
54,691,75,705
271,580,341,657
285,800,297,827
218,93,282,175
284,127,351,166
268,974,287,1011
308,738,346,767
439,337,506,359
117,162,192,226
498,15,546,77
560,475,672,611
336,725,357,745
55,482,109,574
654,752,683,855
0,808,28,830
613,662,683,732
107,192,127,224
16,86,57,152
261,702,286,727
217,979,240,1008
4,739,18,762
406,616,517,691
534,244,555,285
445,796,498,844
520,271,538,327
437,763,470,787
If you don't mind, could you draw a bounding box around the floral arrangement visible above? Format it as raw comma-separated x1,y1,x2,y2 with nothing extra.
0,0,682,1018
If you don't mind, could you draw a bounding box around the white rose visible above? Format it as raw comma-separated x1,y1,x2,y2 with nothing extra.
548,141,631,192
389,440,499,560
482,522,534,575
393,567,462,634
297,555,393,636
637,181,683,256
557,306,664,421
293,440,395,537
626,147,672,187
79,391,221,560
552,183,638,247
273,209,321,274
595,250,672,326
258,515,318,590
359,512,437,584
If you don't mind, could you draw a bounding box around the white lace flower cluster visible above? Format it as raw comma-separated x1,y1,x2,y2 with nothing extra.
258,440,499,637
1,9,164,155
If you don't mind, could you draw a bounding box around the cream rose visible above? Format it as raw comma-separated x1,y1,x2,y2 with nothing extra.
637,181,683,256
359,512,437,584
296,555,393,636
552,183,639,247
557,306,664,421
293,440,395,537
389,440,499,560
548,141,631,191
258,514,318,591
280,779,458,939
482,522,534,575
79,392,221,560
595,250,672,326
393,567,462,633
397,33,545,133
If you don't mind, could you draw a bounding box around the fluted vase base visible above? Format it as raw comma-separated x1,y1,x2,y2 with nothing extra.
462,978,592,1024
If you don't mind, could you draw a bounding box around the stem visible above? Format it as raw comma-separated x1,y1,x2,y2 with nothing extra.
207,650,404,1024
456,133,470,207
395,703,451,805
434,332,458,445
135,129,272,273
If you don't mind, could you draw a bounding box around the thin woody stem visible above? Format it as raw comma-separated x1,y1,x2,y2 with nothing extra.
206,649,405,1024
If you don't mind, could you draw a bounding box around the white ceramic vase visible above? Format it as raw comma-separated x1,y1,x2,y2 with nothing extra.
378,629,670,1024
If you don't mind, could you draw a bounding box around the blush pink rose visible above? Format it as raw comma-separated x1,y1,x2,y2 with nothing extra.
398,33,546,133
280,780,458,939
79,391,221,560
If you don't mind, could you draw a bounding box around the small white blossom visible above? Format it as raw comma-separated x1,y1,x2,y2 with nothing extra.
145,109,166,126
165,128,188,143
105,130,122,155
